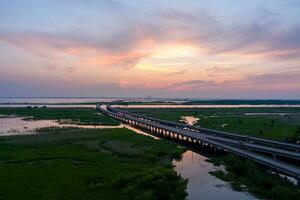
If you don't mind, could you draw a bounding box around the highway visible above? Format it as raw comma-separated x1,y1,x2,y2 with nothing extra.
98,104,300,179
112,107,300,151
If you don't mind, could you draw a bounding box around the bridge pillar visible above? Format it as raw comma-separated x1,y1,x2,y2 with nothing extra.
173,133,176,139
297,178,300,186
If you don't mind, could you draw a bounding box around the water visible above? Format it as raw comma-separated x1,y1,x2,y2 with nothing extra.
124,126,257,199
0,117,59,136
173,151,256,200
0,116,159,138
0,104,96,108
180,116,200,125
0,97,185,105
1,97,300,109
0,117,124,136
3,104,300,108
0,97,120,104
115,104,300,108
109,124,257,200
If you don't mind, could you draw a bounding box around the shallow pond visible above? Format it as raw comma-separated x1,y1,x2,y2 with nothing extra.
0,117,123,136
180,116,200,125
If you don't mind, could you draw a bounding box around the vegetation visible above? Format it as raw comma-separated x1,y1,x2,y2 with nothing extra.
0,107,119,125
287,126,300,143
125,107,300,141
208,154,300,200
0,127,187,200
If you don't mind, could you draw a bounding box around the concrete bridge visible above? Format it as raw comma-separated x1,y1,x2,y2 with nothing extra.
98,104,300,180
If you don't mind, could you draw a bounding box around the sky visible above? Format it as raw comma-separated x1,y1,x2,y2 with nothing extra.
0,0,300,99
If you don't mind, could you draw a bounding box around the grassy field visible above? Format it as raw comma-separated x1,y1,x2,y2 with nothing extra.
208,154,300,200
0,127,187,200
125,107,300,141
0,107,119,125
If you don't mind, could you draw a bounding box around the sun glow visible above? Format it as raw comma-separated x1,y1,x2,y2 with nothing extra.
150,45,198,59
135,44,199,72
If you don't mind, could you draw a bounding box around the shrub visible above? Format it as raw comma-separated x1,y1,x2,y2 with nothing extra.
111,167,188,200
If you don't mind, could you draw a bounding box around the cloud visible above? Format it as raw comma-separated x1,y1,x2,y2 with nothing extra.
166,70,187,76
168,80,217,91
244,71,300,86
1,0,300,98
1,5,300,68
0,30,151,69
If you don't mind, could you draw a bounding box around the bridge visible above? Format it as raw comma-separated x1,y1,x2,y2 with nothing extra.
98,104,300,180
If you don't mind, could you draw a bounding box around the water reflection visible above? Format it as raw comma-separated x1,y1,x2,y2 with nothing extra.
173,151,256,200
0,117,123,136
180,116,199,125
0,116,162,138
0,105,95,108
122,124,160,139
0,117,60,136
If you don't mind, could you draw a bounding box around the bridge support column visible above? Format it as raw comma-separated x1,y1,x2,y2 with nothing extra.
164,131,168,137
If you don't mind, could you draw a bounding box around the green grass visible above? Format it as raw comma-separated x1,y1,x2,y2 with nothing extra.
125,107,300,141
208,154,300,200
0,127,187,200
0,107,119,125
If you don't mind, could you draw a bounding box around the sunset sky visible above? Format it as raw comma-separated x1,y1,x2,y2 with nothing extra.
1,0,300,98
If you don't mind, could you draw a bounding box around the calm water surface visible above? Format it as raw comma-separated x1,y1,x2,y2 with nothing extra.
115,104,300,108
180,116,200,125
173,150,256,200
0,117,123,136
0,97,122,104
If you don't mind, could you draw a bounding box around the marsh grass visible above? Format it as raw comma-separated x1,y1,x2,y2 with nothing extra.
208,154,300,200
0,127,186,200
0,107,119,125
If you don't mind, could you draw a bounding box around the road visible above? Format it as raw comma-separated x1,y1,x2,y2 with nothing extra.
98,104,300,179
